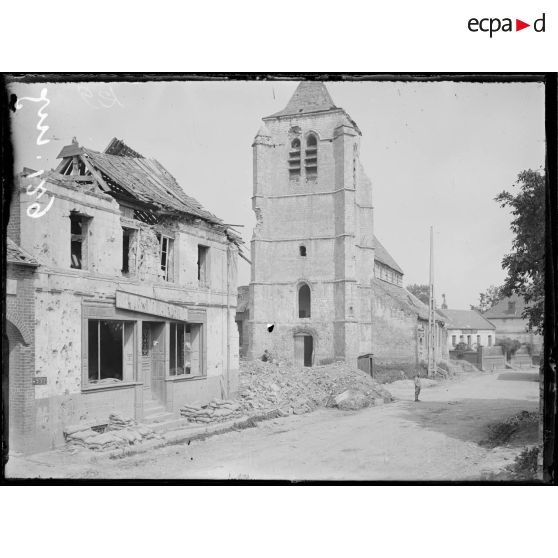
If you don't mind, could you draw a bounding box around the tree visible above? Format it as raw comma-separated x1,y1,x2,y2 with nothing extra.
406,284,430,305
496,337,522,361
470,285,505,313
495,169,545,333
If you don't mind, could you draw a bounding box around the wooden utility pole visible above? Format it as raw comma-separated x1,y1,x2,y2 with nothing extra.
427,226,437,377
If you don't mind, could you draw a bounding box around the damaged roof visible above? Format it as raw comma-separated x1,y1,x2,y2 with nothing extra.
374,235,404,275
82,147,224,225
438,309,495,330
373,277,445,323
7,238,39,266
51,138,244,248
54,137,233,228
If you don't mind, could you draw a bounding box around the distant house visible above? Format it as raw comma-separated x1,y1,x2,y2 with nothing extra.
438,308,496,350
483,294,543,354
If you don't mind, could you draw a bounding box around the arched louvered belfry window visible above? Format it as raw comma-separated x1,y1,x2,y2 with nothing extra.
305,134,318,178
288,138,301,178
298,283,311,318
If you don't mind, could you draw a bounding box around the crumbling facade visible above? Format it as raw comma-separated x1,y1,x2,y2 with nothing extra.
7,138,241,453
244,82,447,372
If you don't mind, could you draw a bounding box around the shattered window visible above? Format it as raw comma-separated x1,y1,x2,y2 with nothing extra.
70,212,89,269
170,323,202,376
122,227,136,274
87,320,135,383
198,245,209,283
157,234,174,281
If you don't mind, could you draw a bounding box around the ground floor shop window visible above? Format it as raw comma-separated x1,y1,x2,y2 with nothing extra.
88,320,135,383
169,322,202,376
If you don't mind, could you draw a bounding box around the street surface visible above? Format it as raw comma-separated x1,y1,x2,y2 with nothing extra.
6,369,540,481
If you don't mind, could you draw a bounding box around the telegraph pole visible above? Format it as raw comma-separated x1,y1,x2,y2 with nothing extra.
427,226,437,377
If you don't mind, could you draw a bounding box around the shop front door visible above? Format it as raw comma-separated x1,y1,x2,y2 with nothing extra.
150,322,166,402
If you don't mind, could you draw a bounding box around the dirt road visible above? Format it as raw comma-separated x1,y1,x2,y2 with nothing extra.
6,369,540,481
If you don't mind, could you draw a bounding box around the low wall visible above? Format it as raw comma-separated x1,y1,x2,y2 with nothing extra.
449,349,479,368
449,346,506,371
479,346,506,371
511,351,533,367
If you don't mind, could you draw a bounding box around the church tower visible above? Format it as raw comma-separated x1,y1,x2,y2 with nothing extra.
247,81,375,366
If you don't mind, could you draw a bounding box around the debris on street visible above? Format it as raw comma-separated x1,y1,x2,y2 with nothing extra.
238,360,392,415
480,409,539,449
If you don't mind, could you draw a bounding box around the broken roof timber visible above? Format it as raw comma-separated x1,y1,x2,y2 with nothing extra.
51,138,243,248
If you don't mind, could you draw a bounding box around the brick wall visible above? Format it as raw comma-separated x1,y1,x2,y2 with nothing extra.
7,186,20,243
6,263,36,454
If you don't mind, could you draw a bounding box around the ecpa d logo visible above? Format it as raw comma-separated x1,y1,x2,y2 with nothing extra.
468,13,545,37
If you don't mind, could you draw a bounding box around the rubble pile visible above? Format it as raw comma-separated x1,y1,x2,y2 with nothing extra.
64,415,158,451
180,399,243,424
239,360,392,415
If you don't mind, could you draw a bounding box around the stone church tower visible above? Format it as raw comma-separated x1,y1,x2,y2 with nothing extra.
247,82,375,366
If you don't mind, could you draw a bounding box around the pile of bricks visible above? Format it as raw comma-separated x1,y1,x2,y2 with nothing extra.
180,399,243,424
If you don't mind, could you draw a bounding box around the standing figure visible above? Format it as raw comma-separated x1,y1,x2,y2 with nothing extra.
414,373,422,402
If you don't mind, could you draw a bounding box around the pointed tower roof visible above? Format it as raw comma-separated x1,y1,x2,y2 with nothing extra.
265,81,339,119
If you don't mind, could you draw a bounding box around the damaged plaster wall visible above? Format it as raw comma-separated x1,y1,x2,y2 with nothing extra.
34,290,82,398
18,177,122,275
11,174,240,453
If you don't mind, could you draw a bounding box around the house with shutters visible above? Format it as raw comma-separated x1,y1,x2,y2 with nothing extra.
437,308,496,350
6,137,244,453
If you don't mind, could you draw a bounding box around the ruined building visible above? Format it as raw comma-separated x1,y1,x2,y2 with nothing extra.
6,138,242,453
242,81,448,371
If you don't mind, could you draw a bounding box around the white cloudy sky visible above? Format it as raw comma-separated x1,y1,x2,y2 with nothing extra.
9,79,545,309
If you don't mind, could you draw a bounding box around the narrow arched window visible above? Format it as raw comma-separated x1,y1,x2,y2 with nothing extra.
305,134,318,178
299,245,306,257
298,283,311,318
288,138,301,178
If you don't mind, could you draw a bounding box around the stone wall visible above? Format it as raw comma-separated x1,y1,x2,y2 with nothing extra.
371,287,420,375
249,107,374,366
